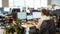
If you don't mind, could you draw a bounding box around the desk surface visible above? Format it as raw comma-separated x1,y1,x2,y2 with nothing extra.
22,23,35,28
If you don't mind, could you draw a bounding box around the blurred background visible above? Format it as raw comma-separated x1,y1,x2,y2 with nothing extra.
0,0,60,34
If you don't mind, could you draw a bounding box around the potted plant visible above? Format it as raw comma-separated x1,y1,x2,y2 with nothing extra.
5,19,22,34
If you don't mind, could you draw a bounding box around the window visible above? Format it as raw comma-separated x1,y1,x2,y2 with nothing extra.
9,0,13,7
52,0,60,6
0,0,2,7
9,0,48,8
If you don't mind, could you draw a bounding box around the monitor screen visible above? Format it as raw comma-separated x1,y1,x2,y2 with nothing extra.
27,15,33,20
33,12,41,18
17,12,27,20
4,7,10,12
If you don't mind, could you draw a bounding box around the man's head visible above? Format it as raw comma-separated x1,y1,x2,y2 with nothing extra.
41,9,48,16
51,3,56,8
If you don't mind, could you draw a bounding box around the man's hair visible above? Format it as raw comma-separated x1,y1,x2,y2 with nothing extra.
41,9,48,16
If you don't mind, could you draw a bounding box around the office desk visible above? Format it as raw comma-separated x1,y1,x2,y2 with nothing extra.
0,28,6,34
22,23,35,28
21,23,35,34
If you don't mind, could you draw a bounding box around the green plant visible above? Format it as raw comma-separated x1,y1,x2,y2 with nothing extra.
5,20,22,34
13,20,22,34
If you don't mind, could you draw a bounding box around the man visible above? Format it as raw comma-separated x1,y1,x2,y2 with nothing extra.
49,3,60,10
33,9,56,34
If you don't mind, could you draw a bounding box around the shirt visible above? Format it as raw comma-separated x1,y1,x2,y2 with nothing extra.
36,16,50,30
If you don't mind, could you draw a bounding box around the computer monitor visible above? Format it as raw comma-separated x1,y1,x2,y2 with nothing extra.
32,10,40,12
33,12,41,19
0,7,4,11
17,12,27,20
27,15,33,20
4,7,10,12
53,9,60,16
12,8,20,12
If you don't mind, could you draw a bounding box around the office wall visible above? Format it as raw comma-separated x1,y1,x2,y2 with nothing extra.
2,0,9,7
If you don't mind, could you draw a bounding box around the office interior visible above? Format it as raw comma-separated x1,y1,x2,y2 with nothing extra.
0,0,60,34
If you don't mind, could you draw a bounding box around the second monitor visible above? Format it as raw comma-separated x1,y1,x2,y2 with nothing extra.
33,12,41,19
17,12,27,20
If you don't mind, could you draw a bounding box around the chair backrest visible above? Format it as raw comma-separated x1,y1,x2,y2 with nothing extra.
40,20,56,34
